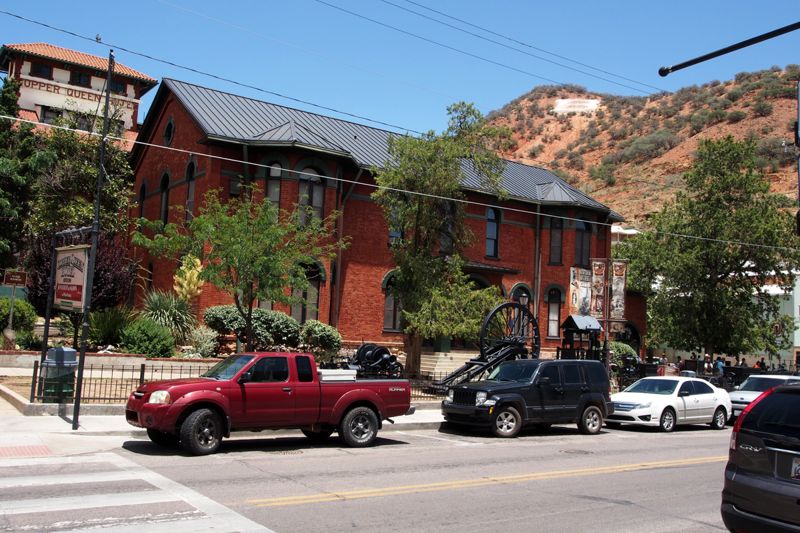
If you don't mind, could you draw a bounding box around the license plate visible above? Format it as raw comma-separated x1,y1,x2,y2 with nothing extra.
792,457,800,481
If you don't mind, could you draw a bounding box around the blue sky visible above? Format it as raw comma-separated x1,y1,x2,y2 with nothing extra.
2,1,799,134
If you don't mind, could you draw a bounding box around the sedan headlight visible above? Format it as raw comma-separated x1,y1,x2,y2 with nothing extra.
147,390,171,404
446,389,454,402
633,402,651,409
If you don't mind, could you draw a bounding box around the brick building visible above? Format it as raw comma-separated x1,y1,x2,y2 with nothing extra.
131,78,646,357
0,42,156,144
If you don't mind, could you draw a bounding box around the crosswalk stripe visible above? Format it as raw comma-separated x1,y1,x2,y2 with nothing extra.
0,470,141,488
0,455,112,468
0,490,180,515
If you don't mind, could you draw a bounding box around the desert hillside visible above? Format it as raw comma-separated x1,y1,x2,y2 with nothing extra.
487,66,800,224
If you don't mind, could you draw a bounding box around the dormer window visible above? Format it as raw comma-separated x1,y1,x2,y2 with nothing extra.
30,62,52,79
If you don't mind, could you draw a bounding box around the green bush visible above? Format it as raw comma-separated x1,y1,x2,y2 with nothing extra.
186,325,218,357
203,305,244,335
203,305,300,349
89,307,136,347
726,110,746,123
300,320,342,361
121,318,175,358
16,330,42,350
141,291,196,344
0,297,37,335
752,99,773,117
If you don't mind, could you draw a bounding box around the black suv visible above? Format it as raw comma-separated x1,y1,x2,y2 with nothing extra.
721,383,800,532
441,359,613,437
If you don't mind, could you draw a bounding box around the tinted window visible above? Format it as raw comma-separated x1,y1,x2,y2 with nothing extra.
585,364,608,387
625,379,677,395
201,354,254,380
296,356,313,382
539,365,561,385
250,357,289,382
563,364,583,384
679,381,695,396
693,381,714,394
740,388,800,439
488,361,539,382
740,377,793,392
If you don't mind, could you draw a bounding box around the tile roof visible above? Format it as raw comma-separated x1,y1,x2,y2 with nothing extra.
153,78,623,220
1,43,156,84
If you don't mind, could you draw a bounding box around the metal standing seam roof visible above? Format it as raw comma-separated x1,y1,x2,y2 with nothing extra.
0,43,156,84
160,78,623,220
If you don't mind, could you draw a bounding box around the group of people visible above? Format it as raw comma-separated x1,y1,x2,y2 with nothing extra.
660,353,787,374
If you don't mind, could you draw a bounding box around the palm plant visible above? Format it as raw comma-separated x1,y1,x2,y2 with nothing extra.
141,291,196,345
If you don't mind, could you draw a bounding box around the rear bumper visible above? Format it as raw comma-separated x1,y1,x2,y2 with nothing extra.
405,405,416,416
721,502,800,532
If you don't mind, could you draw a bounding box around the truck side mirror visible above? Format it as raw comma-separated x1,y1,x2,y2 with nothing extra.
238,371,252,384
537,376,550,386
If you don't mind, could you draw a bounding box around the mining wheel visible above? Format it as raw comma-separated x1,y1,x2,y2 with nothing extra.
479,302,540,359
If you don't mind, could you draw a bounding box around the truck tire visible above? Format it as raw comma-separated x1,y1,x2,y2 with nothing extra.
578,405,603,435
180,408,222,455
302,429,335,443
339,407,379,447
491,406,522,438
147,428,178,447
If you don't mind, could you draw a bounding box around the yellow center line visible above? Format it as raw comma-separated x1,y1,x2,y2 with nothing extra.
246,455,726,507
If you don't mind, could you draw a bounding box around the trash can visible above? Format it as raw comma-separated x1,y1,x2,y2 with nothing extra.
41,347,77,403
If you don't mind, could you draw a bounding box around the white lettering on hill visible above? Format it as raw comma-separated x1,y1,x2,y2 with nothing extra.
552,99,600,114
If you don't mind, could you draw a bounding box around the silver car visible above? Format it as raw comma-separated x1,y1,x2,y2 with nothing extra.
729,375,800,418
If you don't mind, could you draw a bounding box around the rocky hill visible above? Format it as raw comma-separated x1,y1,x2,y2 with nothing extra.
487,66,800,224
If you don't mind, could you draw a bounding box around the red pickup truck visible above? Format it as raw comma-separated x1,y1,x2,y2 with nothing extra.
125,352,414,455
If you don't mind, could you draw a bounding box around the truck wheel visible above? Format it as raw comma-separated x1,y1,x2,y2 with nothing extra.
180,408,222,455
302,429,334,443
491,406,522,438
339,407,379,447
578,405,603,435
147,428,178,447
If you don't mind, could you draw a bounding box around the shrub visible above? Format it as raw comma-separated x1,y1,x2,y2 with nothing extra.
186,325,218,357
203,305,300,349
121,319,175,358
204,305,245,334
141,291,196,344
0,297,37,335
300,320,342,361
752,99,773,117
726,110,746,123
589,163,617,186
89,307,136,348
16,330,42,350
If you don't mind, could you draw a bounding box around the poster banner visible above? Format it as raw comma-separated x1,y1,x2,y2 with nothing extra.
54,245,90,312
569,267,592,316
610,260,628,319
590,260,606,318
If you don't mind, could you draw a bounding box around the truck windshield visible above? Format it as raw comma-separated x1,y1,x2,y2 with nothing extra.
201,355,255,380
487,361,539,382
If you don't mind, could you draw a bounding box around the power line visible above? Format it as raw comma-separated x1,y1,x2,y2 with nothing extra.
4,113,797,254
379,0,661,95
0,9,423,135
402,0,668,94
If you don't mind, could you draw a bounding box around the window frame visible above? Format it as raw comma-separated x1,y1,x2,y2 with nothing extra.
547,288,561,338
298,167,324,226
159,173,170,225
69,70,92,88
383,276,402,332
138,183,146,218
185,161,196,221
30,61,52,79
109,79,126,95
575,219,592,268
549,217,563,265
485,207,499,258
266,163,282,209
291,264,322,324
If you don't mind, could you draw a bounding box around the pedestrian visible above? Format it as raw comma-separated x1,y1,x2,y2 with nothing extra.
676,356,684,371
703,354,713,374
757,357,766,370
739,357,748,368
715,356,725,376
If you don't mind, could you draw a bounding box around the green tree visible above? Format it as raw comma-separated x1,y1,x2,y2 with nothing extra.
0,78,38,267
133,188,346,350
618,136,800,357
372,102,511,373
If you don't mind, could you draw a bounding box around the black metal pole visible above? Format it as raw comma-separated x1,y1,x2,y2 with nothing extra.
72,50,115,430
36,234,58,398
659,21,800,77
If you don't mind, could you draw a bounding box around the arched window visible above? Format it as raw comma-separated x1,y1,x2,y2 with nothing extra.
575,219,591,268
159,173,170,225
549,217,563,264
547,288,562,338
291,263,322,323
163,119,174,146
486,207,499,258
267,163,282,208
138,183,146,218
299,167,324,225
383,274,402,331
185,161,195,221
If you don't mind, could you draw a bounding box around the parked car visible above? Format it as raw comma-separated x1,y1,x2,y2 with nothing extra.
608,376,731,432
125,352,414,455
729,374,800,418
441,359,613,437
721,384,800,531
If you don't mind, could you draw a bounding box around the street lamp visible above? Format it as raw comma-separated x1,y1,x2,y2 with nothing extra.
518,292,529,307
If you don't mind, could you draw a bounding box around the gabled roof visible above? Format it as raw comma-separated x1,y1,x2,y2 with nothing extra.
0,43,156,85
562,315,603,332
139,78,623,221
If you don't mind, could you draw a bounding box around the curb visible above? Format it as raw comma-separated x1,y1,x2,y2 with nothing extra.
0,385,126,416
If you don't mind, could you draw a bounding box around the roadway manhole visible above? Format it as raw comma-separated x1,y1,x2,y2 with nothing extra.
559,449,593,455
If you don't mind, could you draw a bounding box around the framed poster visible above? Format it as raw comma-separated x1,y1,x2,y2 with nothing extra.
54,245,90,312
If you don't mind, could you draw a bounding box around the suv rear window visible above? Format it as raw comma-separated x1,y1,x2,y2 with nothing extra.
584,363,608,387
740,388,800,439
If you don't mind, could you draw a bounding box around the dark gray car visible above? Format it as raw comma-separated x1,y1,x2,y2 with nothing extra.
721,383,800,531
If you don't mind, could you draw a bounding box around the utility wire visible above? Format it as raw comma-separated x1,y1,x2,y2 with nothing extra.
379,0,659,95
312,0,567,86
4,113,798,254
0,9,423,135
402,0,668,94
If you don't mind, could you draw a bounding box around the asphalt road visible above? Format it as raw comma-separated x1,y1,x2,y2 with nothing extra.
0,423,731,532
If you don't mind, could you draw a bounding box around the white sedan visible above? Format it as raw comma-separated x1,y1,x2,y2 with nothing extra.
607,376,731,432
